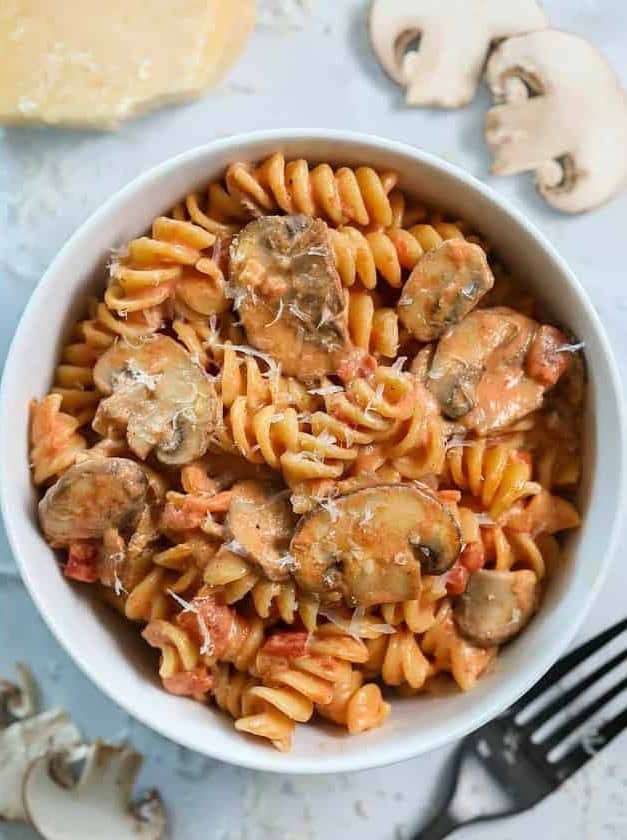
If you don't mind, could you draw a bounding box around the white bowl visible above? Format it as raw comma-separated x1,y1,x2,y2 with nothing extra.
1,130,625,774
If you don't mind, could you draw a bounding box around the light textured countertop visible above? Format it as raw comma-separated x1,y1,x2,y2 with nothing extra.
1,2,626,838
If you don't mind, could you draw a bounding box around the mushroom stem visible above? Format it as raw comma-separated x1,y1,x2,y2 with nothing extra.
23,741,167,840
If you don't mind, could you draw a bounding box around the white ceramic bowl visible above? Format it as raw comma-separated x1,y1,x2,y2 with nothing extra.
1,130,625,774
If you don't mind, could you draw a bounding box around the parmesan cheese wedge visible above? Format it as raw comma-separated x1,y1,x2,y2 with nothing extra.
0,0,256,129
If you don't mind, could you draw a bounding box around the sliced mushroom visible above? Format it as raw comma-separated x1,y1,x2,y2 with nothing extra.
229,215,358,379
93,335,220,465
0,709,81,822
427,307,549,434
23,741,166,839
226,481,296,581
398,240,494,341
291,484,461,607
369,0,547,107
454,569,539,646
0,663,38,725
485,30,627,213
38,458,148,548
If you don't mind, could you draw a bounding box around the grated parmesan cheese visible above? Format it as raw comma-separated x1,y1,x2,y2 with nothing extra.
288,300,309,322
307,385,343,396
556,341,585,353
210,342,281,378
318,496,340,522
265,297,284,327
224,539,249,557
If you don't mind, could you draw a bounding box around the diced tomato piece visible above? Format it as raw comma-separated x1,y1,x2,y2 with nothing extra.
177,594,234,657
459,541,486,574
438,489,462,505
163,667,214,700
445,561,469,596
526,325,570,388
160,492,233,531
337,349,377,383
262,631,309,660
64,542,99,583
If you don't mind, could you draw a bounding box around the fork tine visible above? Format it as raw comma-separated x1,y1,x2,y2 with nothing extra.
539,674,627,752
552,705,627,781
511,618,627,713
522,648,627,732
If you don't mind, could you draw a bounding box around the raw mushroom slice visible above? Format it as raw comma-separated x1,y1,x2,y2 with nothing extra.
225,481,296,581
23,741,166,840
485,30,627,213
229,215,365,379
0,709,81,822
398,240,494,341
454,569,539,646
291,484,461,607
38,458,148,548
427,307,569,434
0,663,38,725
369,0,547,107
93,335,220,465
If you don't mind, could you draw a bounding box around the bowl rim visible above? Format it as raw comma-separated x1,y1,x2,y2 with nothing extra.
1,128,625,774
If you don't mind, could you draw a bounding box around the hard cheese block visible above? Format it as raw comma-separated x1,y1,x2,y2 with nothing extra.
0,0,256,129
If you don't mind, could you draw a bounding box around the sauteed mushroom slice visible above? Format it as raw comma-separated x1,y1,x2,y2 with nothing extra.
291,484,461,607
398,240,494,341
226,480,296,581
427,307,546,433
93,335,220,465
38,458,148,548
229,215,361,379
454,569,539,646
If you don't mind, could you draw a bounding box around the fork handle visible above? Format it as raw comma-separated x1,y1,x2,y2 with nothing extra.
413,810,459,840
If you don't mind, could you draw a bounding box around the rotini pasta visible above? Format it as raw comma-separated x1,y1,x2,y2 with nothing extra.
445,441,541,521
225,152,397,228
330,220,471,290
31,153,585,751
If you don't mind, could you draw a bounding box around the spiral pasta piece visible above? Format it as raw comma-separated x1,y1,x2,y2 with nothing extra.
29,395,87,485
422,601,496,691
446,442,542,520
347,290,399,358
481,524,559,580
330,220,472,289
225,152,397,228
252,628,370,726
363,628,431,690
212,663,296,752
203,551,320,631
219,344,318,412
316,667,390,734
106,215,226,320
379,576,448,634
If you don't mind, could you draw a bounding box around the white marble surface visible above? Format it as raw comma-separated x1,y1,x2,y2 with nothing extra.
1,1,627,837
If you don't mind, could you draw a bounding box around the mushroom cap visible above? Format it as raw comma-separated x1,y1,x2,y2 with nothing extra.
0,708,81,822
369,0,547,107
454,569,539,646
398,240,494,341
426,306,545,434
0,663,38,724
93,335,220,465
291,484,461,607
485,30,627,212
38,458,148,547
23,741,166,840
225,481,296,581
229,215,353,379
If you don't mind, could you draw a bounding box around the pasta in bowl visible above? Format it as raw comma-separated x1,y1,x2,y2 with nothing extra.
2,131,624,772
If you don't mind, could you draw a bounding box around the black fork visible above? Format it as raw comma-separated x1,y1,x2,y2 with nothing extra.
414,618,627,839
